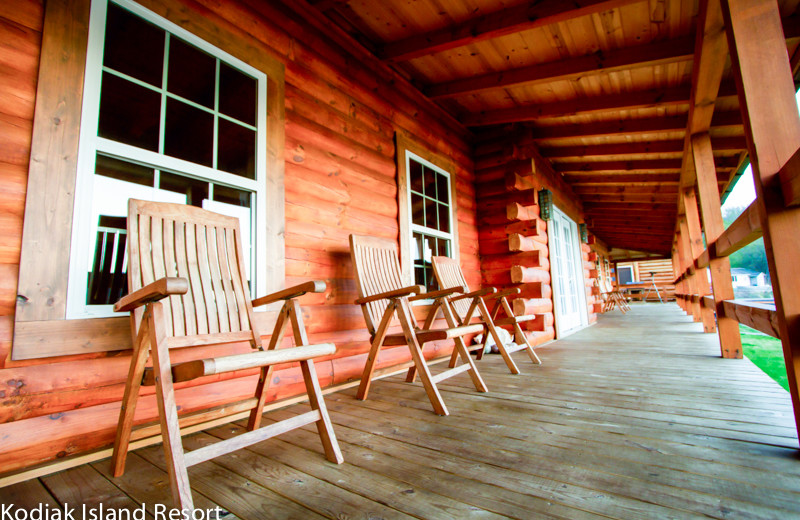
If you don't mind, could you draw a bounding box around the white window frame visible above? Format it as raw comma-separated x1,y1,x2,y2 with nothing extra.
66,0,268,319
405,150,456,273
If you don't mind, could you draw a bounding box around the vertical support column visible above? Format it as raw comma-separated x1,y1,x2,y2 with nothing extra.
684,188,717,332
679,218,702,322
692,133,742,359
722,0,800,438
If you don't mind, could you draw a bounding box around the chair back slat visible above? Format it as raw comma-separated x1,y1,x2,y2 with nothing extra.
162,219,185,336
127,199,257,346
349,235,405,335
432,256,472,319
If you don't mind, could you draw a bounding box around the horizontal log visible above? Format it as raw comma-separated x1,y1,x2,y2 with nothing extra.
715,201,762,257
722,300,780,339
505,218,546,237
507,202,539,221
510,266,551,284
540,136,747,159
512,298,553,315
509,233,548,253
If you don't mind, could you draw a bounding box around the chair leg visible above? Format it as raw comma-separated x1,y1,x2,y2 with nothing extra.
111,313,152,477
512,321,542,364
453,335,489,392
300,359,344,464
356,302,395,400
478,298,520,374
397,299,448,416
149,303,193,510
248,301,291,431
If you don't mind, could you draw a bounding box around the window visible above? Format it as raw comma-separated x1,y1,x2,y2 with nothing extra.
617,265,634,285
67,0,268,318
395,134,458,291
12,0,285,360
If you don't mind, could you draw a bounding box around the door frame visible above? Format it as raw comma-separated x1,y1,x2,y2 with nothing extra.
548,205,589,338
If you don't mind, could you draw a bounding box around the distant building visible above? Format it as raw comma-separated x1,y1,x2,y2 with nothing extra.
730,268,769,287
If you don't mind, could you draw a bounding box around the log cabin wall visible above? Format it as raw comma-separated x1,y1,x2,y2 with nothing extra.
473,131,599,344
0,0,478,475
615,259,677,301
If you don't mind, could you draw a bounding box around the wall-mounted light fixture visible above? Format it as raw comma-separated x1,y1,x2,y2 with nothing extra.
537,188,552,221
579,223,588,243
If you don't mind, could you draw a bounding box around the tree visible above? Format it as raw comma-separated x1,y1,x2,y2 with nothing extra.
721,205,769,275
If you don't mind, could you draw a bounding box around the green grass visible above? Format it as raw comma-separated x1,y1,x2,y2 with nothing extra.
740,324,789,391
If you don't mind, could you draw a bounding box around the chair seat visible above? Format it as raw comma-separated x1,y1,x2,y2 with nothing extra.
381,323,485,346
143,343,336,385
493,314,534,326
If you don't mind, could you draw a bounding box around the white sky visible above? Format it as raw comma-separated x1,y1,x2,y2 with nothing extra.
721,89,800,212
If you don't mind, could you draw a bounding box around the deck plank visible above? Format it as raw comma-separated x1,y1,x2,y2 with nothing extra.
1,303,799,519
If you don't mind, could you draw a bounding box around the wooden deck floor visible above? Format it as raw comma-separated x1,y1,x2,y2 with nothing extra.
2,303,799,519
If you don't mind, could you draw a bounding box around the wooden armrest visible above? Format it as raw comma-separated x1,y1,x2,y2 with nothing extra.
114,277,189,312
252,280,326,308
355,285,425,305
486,287,522,300
409,286,464,301
449,287,497,302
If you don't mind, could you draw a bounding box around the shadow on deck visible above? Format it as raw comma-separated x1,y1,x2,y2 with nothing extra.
2,303,799,519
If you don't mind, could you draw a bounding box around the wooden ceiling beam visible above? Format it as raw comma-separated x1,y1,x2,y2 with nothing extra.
379,0,642,62
425,14,800,99
539,136,747,158
555,157,738,173
566,173,681,185
574,185,679,195
427,35,695,99
461,83,737,126
580,194,678,204
530,110,741,141
583,201,677,211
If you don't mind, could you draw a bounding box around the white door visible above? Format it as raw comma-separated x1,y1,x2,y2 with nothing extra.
549,206,588,337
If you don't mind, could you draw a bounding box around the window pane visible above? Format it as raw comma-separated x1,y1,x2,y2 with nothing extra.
437,202,450,233
167,37,215,108
411,193,424,226
219,63,256,125
414,266,425,286
103,3,164,87
409,159,423,193
159,171,208,207
95,155,154,187
423,166,437,198
218,119,256,179
412,232,424,262
437,238,450,257
436,172,449,204
164,98,213,167
214,184,252,208
98,72,160,151
425,198,437,229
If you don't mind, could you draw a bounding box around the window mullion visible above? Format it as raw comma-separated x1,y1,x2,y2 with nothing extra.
213,59,220,170
158,32,170,155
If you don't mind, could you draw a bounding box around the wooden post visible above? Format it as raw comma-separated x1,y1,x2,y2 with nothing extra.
683,188,717,332
674,227,694,318
722,0,800,438
679,218,702,322
692,133,742,359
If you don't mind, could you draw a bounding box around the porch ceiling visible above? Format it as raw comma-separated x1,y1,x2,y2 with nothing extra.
308,0,800,255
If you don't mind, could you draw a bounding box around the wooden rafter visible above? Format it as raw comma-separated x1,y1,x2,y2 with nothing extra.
553,156,739,173
461,84,737,127
379,0,643,62
538,137,747,158
529,111,741,141
427,35,695,99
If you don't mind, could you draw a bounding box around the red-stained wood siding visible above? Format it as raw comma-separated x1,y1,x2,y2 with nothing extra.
0,0,479,475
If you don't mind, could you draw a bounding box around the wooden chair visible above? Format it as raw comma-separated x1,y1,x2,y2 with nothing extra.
111,199,343,511
599,278,630,313
431,256,542,374
349,234,488,416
